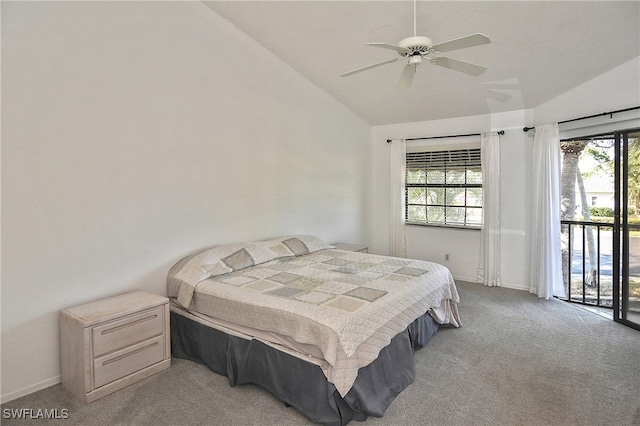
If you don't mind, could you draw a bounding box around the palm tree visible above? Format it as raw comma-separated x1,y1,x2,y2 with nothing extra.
575,165,597,287
627,137,640,213
560,140,589,295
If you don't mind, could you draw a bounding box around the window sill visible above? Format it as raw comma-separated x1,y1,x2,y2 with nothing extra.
405,222,481,231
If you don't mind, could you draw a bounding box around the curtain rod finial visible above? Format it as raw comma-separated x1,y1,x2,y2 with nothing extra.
386,139,392,143
523,126,535,132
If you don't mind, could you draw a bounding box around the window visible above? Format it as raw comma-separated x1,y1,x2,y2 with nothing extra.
405,148,482,228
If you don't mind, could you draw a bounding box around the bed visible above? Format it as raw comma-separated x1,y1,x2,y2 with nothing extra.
167,235,461,425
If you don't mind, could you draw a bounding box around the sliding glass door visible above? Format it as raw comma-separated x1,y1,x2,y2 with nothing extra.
613,129,640,330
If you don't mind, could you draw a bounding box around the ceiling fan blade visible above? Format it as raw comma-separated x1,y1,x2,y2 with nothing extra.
431,33,491,53
397,63,417,90
431,57,487,76
340,58,399,77
367,42,411,54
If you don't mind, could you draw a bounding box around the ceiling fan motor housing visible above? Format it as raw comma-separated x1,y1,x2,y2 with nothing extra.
398,36,433,56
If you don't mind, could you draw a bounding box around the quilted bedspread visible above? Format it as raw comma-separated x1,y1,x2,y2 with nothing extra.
167,235,461,396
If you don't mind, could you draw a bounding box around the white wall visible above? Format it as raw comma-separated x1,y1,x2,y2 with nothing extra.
1,2,371,402
369,56,640,291
533,57,640,125
370,111,533,288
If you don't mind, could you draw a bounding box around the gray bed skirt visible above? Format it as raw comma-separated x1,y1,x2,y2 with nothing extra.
170,310,440,425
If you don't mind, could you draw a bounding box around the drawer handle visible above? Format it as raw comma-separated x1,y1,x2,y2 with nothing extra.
102,342,159,366
101,314,158,335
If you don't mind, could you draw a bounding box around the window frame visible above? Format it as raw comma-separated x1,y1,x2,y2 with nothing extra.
405,147,483,229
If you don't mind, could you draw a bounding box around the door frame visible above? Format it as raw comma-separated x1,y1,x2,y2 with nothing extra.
613,129,640,330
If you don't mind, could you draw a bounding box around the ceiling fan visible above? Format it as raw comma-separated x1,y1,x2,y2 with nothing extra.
340,0,491,90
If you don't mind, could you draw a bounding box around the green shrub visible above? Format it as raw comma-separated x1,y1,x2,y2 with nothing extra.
589,206,614,217
584,216,640,226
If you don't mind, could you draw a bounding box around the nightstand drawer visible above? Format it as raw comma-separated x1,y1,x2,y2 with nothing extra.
93,334,165,389
92,306,164,357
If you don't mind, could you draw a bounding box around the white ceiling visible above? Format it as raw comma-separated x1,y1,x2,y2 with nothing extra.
204,1,640,125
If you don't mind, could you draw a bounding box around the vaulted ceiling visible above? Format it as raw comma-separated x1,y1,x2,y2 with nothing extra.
204,1,640,126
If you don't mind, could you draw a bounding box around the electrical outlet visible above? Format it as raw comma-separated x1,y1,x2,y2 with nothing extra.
445,254,450,261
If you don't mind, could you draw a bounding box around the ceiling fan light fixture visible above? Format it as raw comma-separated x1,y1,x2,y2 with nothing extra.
408,55,422,65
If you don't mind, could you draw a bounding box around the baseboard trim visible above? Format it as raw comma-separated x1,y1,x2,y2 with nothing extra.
452,275,479,284
499,282,529,292
453,276,529,292
1,375,61,404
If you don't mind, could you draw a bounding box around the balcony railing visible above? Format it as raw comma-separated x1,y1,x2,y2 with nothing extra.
561,220,614,307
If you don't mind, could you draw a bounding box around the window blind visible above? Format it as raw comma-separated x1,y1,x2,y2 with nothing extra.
405,147,483,228
406,148,481,169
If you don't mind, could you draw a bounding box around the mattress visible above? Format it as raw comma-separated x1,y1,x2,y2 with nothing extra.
167,235,461,397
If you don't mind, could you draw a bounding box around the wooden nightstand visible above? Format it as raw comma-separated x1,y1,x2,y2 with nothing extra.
333,243,368,253
60,291,171,403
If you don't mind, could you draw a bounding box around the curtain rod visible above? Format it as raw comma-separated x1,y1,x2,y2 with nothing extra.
522,105,640,132
386,130,504,143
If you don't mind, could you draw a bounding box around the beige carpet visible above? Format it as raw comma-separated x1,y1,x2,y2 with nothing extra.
3,281,639,425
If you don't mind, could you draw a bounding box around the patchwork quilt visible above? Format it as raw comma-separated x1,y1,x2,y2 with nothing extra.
167,235,461,396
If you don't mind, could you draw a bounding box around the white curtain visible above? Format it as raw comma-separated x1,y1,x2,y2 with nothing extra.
389,139,407,257
529,124,565,299
478,132,501,287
